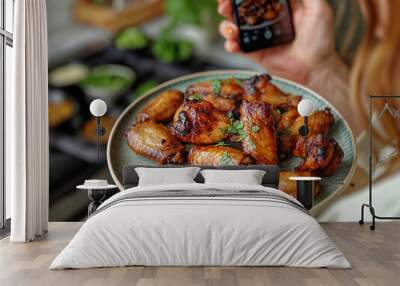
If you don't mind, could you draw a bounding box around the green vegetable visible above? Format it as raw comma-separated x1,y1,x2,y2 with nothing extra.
132,80,158,98
190,94,203,101
246,138,256,151
226,120,247,142
164,0,222,31
235,79,242,86
251,125,260,133
80,67,131,91
211,80,221,94
220,151,234,165
152,38,193,63
215,141,229,147
115,27,149,51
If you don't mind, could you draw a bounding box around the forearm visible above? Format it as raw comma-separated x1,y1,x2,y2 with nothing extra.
305,54,362,136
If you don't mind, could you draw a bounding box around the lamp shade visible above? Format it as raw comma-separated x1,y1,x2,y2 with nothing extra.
89,99,107,117
297,99,314,117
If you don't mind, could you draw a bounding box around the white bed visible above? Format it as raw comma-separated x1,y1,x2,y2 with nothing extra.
50,183,350,269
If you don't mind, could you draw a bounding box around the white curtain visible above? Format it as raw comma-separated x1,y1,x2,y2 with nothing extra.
8,0,49,242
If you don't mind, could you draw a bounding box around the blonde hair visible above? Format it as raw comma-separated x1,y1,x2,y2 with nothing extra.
350,0,400,179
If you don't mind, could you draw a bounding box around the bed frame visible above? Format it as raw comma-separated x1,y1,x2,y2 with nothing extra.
122,165,280,189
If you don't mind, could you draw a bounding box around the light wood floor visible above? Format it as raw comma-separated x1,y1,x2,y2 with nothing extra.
0,222,399,286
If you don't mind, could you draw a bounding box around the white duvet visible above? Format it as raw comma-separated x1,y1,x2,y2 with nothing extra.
50,183,350,269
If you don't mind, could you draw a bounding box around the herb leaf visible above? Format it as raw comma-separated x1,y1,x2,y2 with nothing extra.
211,80,221,94
190,94,203,101
215,141,229,147
220,151,234,165
226,120,248,142
251,124,260,133
246,138,256,151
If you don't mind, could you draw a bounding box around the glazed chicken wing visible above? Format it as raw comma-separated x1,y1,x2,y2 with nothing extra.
293,134,344,176
188,146,254,166
172,100,230,144
240,100,278,164
276,107,299,158
137,89,184,123
290,108,335,137
125,121,185,164
276,107,335,159
185,79,243,112
243,74,301,109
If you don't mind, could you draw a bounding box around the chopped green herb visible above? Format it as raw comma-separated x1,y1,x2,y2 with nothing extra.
235,79,242,86
215,141,229,147
226,119,248,142
211,80,221,94
220,151,234,165
190,94,203,101
237,130,247,142
251,124,260,133
246,138,256,150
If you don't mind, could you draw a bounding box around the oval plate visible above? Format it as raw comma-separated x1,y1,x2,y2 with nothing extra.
107,70,357,216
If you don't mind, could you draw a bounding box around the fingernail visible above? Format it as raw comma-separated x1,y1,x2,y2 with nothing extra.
226,27,234,36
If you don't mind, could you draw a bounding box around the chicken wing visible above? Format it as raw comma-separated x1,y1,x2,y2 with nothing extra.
243,74,301,109
172,100,230,144
293,134,344,176
290,108,334,137
240,100,278,164
185,78,243,112
188,145,254,166
276,107,335,159
276,107,299,159
137,89,184,122
125,120,185,164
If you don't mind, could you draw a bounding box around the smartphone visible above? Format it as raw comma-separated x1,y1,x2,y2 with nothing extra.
232,0,295,52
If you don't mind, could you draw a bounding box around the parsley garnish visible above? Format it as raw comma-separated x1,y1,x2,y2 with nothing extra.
251,124,260,133
235,79,242,86
220,151,234,165
190,94,203,101
215,141,229,147
246,138,256,150
211,80,221,94
226,120,247,142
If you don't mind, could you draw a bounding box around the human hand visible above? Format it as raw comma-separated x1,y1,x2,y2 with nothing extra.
218,0,341,86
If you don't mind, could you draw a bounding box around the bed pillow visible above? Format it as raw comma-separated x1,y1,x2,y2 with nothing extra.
135,167,200,186
200,169,266,185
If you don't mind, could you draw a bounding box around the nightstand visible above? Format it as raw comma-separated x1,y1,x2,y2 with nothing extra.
77,183,118,216
289,176,321,210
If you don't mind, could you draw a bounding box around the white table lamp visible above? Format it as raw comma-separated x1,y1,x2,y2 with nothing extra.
297,99,315,160
89,99,107,161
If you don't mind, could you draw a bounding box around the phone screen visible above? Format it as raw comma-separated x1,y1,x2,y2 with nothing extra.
232,0,295,52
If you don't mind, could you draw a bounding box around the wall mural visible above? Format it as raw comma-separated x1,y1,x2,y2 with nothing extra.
109,71,356,214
